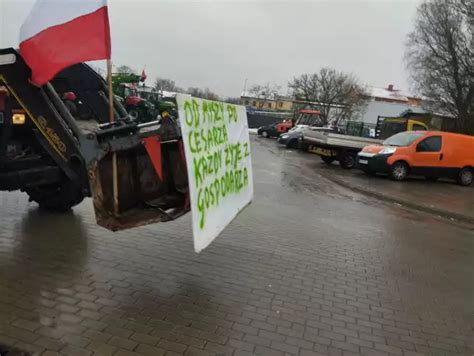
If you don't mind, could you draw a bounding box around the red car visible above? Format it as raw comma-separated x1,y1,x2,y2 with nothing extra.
258,119,293,138
258,109,322,138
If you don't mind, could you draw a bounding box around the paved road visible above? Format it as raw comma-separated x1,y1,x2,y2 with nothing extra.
0,136,472,356
314,158,474,224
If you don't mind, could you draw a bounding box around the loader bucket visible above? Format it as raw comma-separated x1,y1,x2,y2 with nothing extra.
89,133,190,231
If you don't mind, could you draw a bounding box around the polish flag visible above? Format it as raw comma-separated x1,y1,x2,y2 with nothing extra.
20,0,111,86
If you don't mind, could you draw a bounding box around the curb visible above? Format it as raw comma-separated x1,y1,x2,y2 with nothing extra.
318,169,474,226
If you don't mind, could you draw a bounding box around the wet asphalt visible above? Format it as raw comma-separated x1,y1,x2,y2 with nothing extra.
0,135,472,355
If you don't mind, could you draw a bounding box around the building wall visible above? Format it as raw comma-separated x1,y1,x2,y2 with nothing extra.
360,100,421,124
241,94,422,120
240,97,293,112
406,97,422,106
276,100,293,111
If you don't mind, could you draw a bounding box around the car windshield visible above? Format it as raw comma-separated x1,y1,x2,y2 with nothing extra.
296,113,322,126
383,132,425,146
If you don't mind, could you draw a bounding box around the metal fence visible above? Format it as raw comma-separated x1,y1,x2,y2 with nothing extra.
344,121,377,137
246,112,292,129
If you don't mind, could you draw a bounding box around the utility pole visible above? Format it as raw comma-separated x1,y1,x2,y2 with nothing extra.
243,78,248,94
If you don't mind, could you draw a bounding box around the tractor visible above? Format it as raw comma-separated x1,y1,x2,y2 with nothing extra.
0,48,189,231
136,85,178,118
112,72,157,122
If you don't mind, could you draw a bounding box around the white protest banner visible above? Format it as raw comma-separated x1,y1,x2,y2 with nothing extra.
177,94,253,252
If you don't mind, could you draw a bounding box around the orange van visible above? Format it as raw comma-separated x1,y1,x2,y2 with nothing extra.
357,131,474,186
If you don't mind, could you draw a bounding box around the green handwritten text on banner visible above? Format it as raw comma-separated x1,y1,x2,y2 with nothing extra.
177,95,253,252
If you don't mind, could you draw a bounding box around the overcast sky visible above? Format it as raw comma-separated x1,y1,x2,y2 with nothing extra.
0,0,420,97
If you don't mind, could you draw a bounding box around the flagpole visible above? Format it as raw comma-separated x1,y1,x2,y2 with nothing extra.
107,59,119,216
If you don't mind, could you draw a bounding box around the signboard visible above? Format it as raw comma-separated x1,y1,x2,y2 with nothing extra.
177,94,253,252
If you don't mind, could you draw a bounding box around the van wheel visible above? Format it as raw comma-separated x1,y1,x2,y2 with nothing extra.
457,167,473,186
261,131,269,138
390,161,409,181
321,156,335,165
339,152,356,169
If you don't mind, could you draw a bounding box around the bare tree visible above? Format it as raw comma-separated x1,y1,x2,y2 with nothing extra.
224,97,241,105
406,0,473,134
187,87,220,101
288,68,367,126
115,65,134,74
248,83,281,111
154,78,182,92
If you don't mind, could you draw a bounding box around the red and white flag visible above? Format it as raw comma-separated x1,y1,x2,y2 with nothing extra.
20,0,111,86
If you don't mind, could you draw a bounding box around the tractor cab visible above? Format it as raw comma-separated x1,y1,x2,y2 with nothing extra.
114,82,135,100
115,83,155,122
122,85,143,106
111,73,156,123
136,86,178,117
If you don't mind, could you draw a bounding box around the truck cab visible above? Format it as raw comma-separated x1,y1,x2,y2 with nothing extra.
293,109,323,129
272,111,317,135
376,116,429,139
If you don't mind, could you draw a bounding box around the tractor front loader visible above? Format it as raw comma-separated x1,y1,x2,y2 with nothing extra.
0,48,189,231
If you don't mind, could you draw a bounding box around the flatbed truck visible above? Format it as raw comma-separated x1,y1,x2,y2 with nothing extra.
300,117,429,168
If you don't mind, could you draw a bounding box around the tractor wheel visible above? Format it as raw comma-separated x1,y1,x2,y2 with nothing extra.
26,179,85,212
126,106,140,121
321,156,335,165
390,161,409,181
457,167,473,186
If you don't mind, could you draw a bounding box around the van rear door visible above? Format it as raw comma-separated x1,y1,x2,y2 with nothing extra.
411,135,443,177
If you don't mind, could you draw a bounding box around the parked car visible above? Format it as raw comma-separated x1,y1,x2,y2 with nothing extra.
258,109,323,139
277,127,303,148
258,119,295,138
278,126,334,148
357,131,474,186
257,122,281,138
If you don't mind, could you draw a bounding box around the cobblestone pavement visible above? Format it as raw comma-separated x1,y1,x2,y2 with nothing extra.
0,136,473,356
315,159,474,224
